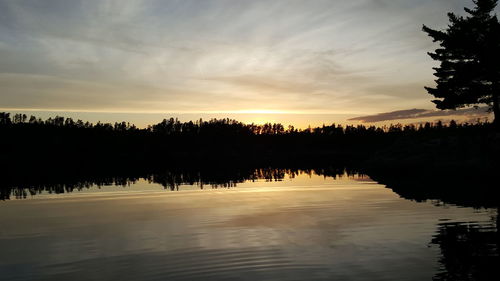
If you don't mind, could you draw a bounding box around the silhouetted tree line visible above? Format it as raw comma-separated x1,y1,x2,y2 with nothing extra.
1,111,497,171
1,112,493,137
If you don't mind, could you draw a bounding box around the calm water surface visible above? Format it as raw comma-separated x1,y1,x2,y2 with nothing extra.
0,171,497,280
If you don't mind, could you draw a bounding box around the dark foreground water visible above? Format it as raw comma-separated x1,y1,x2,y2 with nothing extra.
0,170,498,281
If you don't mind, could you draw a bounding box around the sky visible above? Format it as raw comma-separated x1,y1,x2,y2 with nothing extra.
0,0,493,127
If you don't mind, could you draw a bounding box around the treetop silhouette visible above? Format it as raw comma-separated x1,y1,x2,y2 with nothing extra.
423,0,500,127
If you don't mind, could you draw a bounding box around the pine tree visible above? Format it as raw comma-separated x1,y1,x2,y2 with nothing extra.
423,0,500,127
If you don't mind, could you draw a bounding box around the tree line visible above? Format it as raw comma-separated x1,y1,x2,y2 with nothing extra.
1,111,496,179
0,112,492,137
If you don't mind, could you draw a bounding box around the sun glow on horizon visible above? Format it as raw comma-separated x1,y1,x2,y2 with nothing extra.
220,109,292,114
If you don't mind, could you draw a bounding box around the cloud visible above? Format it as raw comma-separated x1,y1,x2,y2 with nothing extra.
0,0,479,115
349,107,490,123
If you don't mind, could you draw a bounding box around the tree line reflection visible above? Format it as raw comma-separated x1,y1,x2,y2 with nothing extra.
0,166,356,200
368,167,500,281
1,164,498,281
431,218,500,281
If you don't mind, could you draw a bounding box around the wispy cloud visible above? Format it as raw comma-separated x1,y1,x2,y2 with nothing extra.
349,107,490,123
0,0,478,117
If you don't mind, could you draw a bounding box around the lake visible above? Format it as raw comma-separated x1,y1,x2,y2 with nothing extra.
0,168,498,281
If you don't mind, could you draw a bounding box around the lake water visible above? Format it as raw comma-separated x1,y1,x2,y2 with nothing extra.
0,169,498,281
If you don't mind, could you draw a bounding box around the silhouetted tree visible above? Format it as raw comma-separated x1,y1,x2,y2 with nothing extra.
0,112,11,125
423,0,500,127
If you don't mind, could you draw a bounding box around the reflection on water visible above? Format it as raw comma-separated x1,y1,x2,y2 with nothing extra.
432,219,500,281
0,168,498,281
0,167,355,200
